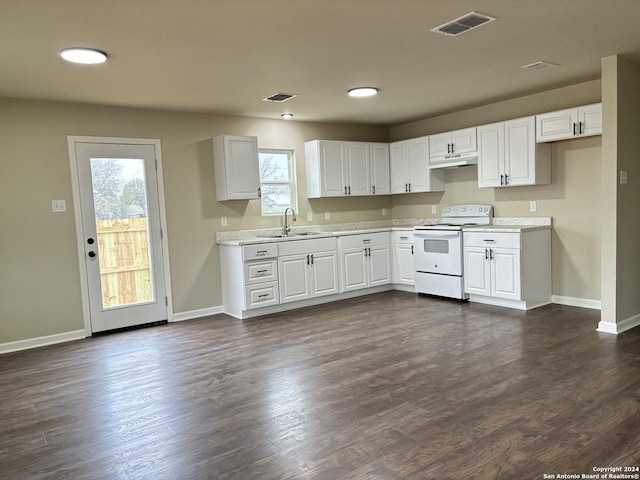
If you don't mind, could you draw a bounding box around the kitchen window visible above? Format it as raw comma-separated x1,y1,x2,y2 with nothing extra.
258,149,296,215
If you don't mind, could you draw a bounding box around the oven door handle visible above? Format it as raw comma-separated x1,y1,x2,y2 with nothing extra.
414,232,460,240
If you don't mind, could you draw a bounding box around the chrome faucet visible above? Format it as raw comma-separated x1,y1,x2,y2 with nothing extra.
283,207,297,236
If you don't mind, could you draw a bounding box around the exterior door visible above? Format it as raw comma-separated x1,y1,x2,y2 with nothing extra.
69,137,169,334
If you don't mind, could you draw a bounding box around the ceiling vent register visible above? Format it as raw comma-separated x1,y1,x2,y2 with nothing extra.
263,93,297,102
521,61,559,70
431,11,496,36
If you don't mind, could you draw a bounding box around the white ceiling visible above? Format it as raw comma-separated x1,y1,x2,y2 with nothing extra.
2,0,640,126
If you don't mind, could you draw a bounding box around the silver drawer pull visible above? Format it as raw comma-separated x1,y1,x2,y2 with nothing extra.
400,236,408,240
256,269,268,274
483,239,495,243
255,250,268,256
363,239,372,244
258,294,269,299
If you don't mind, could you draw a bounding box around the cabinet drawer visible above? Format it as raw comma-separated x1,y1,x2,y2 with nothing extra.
245,282,279,309
463,231,521,249
339,231,390,249
243,243,277,260
393,231,414,244
244,259,277,285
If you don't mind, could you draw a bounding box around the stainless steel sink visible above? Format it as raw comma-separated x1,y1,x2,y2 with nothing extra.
257,231,327,239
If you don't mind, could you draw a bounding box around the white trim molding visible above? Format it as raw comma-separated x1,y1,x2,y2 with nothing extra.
0,330,86,355
597,313,640,335
552,295,601,310
171,306,224,322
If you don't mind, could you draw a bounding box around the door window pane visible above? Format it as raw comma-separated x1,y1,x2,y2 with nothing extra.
90,158,155,308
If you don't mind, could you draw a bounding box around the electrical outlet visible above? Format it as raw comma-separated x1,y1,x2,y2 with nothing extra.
382,208,387,216
431,205,437,214
324,211,331,220
220,216,228,226
529,201,537,212
52,200,66,212
307,212,313,222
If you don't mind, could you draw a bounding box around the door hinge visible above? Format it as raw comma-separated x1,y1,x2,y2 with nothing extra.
160,228,163,239
155,158,158,170
165,296,168,306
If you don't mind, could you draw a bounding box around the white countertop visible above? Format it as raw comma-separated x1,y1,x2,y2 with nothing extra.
215,216,552,245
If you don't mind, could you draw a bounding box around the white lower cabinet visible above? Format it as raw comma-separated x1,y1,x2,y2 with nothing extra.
220,243,280,318
392,231,414,290
338,232,391,292
463,229,551,310
278,237,339,304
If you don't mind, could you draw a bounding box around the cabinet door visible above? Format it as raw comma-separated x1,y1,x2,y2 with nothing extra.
490,248,521,300
310,251,339,297
504,117,536,187
368,245,391,287
451,127,477,154
579,103,602,137
429,132,451,158
536,108,578,142
394,243,414,285
463,247,491,296
340,247,367,292
214,135,260,200
407,136,430,192
278,254,311,303
345,142,370,196
318,141,346,197
370,143,390,195
390,141,410,193
477,122,504,188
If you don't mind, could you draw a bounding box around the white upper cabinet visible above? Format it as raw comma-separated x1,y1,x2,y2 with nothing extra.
305,140,389,198
345,142,371,196
536,103,602,143
477,116,551,188
429,127,477,159
390,136,445,194
212,135,260,200
370,142,390,195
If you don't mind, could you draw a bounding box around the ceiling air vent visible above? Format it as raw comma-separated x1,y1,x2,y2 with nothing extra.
431,11,496,37
263,92,297,102
521,61,559,71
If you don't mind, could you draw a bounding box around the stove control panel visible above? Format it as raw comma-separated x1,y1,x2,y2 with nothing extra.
442,204,493,218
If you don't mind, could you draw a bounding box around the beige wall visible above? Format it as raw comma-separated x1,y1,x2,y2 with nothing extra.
0,79,608,345
390,80,603,302
601,56,640,324
0,97,388,343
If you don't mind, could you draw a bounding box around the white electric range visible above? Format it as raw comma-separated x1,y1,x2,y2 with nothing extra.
413,204,493,299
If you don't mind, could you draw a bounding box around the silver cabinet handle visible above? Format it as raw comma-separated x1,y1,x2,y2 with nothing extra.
400,236,408,240
258,294,269,298
483,239,495,243
310,254,314,265
504,174,509,185
579,121,584,135
500,174,504,186
485,249,489,260
256,250,267,256
372,185,376,195
489,249,494,260
344,186,348,195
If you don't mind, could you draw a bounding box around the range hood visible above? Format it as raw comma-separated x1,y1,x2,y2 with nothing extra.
429,151,478,169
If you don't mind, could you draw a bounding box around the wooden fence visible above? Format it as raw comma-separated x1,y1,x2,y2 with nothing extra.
96,218,153,307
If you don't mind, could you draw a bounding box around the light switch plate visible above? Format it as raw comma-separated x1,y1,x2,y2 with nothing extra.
324,211,331,220
431,205,437,214
529,201,537,212
220,216,228,226
307,212,313,222
620,170,628,185
52,200,66,212
382,208,387,216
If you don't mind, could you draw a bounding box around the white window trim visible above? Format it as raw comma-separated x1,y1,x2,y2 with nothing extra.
258,148,297,216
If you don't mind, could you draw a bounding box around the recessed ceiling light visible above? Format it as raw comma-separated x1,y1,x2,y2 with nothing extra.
348,87,378,98
59,48,108,64
281,113,294,120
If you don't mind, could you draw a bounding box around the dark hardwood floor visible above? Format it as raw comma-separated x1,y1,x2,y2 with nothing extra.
1,291,639,479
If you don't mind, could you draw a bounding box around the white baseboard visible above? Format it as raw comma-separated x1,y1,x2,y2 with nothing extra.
552,295,601,310
597,312,640,335
171,306,224,322
0,329,86,355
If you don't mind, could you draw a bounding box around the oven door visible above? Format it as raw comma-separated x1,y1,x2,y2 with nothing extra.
413,230,463,276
